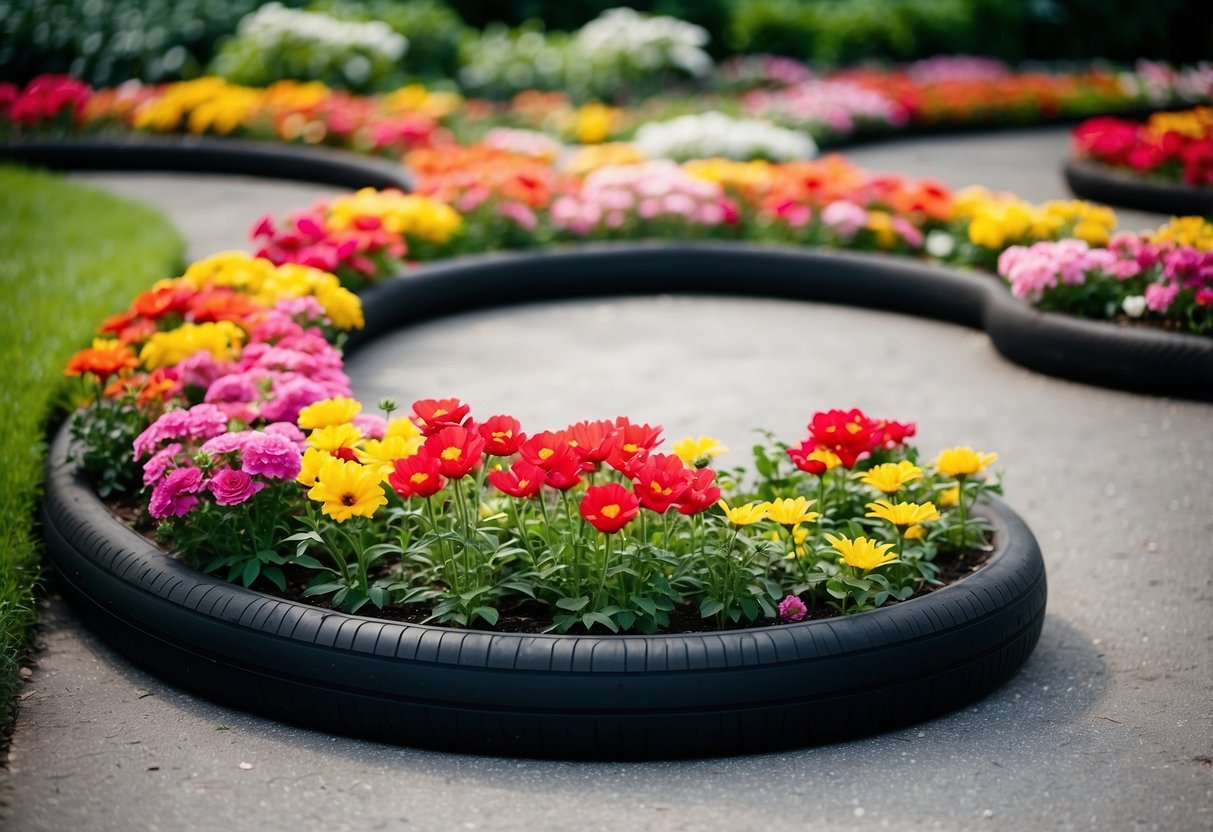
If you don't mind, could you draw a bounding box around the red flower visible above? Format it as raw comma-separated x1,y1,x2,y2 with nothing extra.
519,430,571,470
478,414,526,456
411,397,470,435
871,418,916,450
807,408,877,469
565,419,617,465
541,446,584,491
676,468,721,516
787,438,829,475
606,417,663,474
423,425,484,479
580,483,640,534
132,282,195,320
487,459,544,498
64,342,139,381
389,453,445,498
631,453,692,514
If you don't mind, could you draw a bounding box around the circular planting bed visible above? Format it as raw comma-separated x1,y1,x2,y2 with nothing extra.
1063,158,1213,216
45,423,1045,759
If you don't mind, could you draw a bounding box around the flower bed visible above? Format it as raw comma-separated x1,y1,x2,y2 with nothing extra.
1064,107,1213,215
48,242,1068,757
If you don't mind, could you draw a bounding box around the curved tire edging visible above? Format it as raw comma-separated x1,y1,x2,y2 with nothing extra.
348,244,1213,402
0,136,414,191
44,424,1046,759
1063,158,1213,216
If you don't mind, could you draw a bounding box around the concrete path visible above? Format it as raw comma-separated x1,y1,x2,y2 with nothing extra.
2,128,1210,832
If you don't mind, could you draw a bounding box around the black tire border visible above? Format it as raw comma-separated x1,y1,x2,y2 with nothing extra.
44,422,1046,759
351,244,1213,401
0,135,413,191
1063,158,1213,216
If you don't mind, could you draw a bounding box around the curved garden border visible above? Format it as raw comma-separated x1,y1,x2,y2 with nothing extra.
0,135,413,191
351,245,1213,401
44,424,1045,759
1064,158,1213,216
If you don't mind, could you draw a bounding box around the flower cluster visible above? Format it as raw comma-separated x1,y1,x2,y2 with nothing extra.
949,187,1118,262
550,161,739,237
0,75,91,133
742,80,910,137
998,218,1213,333
64,252,362,495
632,111,818,162
1073,107,1213,186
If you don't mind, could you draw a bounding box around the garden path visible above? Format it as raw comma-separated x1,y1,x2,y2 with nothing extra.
1,127,1209,832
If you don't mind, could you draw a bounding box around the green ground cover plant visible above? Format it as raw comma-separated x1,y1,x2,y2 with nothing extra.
0,165,183,731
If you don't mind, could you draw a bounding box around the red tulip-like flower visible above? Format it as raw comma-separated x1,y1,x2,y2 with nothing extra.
487,459,543,499
631,453,692,514
411,397,470,435
580,483,640,534
606,417,663,474
807,408,876,469
871,418,916,450
423,425,485,479
389,453,445,498
478,414,526,456
565,419,617,465
676,468,722,516
520,430,571,470
787,438,828,475
542,446,584,491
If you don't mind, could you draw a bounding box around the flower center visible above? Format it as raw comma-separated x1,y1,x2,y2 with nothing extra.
410,472,429,485
601,504,621,519
341,493,356,506
538,448,554,460
441,447,462,461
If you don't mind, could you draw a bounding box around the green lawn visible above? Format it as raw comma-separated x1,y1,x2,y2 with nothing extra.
0,165,184,731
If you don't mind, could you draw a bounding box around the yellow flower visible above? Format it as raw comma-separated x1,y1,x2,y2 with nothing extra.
384,417,422,441
934,447,998,478
297,447,333,487
859,460,923,494
938,484,960,508
561,143,647,176
313,283,365,331
1149,216,1213,251
306,423,363,454
672,435,728,467
865,499,941,528
766,496,819,527
717,499,770,526
904,524,927,541
307,457,387,522
573,101,621,144
866,210,898,248
327,189,462,244
825,534,897,571
781,524,812,559
359,435,422,481
297,397,362,430
138,321,244,369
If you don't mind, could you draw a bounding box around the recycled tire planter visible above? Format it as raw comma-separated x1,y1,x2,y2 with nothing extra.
1063,158,1213,215
44,426,1045,760
0,135,413,191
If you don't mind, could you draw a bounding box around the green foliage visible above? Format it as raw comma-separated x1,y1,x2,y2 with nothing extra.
0,165,183,731
0,0,302,86
207,2,409,93
309,0,466,82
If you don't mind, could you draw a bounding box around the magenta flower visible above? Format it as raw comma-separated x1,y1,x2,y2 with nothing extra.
778,594,808,622
1145,281,1180,313
241,433,303,480
207,469,265,506
148,467,204,520
134,404,230,459
142,443,183,487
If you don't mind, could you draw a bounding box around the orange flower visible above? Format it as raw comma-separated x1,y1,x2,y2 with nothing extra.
65,339,139,381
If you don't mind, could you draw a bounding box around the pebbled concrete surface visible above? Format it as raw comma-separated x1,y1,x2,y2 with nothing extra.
1,129,1210,832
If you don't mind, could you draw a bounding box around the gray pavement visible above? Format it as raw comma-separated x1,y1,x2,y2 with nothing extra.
1,128,1210,831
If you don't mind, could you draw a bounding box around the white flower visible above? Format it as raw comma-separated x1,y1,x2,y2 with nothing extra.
925,230,956,259
1122,295,1147,318
633,111,817,162
237,3,407,61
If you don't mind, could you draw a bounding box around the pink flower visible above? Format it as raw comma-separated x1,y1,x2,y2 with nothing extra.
134,404,230,459
148,467,204,520
200,431,250,457
1144,281,1180,313
142,443,183,487
778,594,808,622
241,433,303,480
820,201,867,238
207,469,265,506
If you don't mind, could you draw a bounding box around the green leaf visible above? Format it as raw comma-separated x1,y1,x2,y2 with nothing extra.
263,566,287,592
699,599,725,618
472,606,499,626
615,611,637,631
292,554,327,570
581,612,619,633
555,595,590,612
631,596,658,617
241,560,261,587
368,585,390,609
740,598,759,620
302,581,345,597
